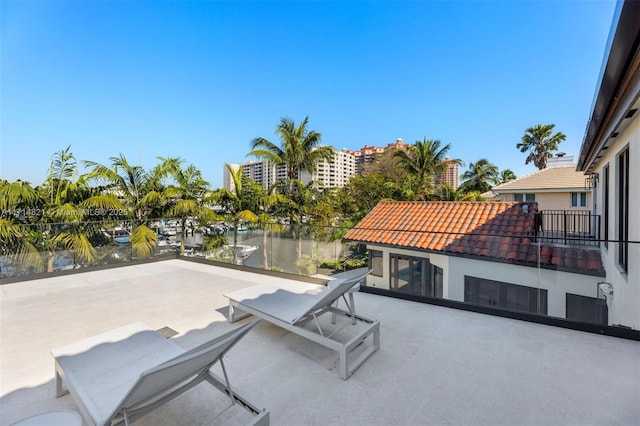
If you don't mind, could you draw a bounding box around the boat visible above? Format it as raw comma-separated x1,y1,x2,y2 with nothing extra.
102,227,131,244
219,244,258,260
161,227,177,236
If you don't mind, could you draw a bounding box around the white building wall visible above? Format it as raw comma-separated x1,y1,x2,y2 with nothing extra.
592,114,639,329
310,150,355,188
222,164,240,192
239,149,355,192
446,256,602,319
365,244,603,320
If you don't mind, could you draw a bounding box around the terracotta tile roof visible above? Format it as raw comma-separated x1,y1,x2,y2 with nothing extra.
492,166,586,192
344,201,603,275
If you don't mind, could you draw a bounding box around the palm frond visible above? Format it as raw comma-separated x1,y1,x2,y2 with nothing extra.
130,225,157,259
55,231,97,264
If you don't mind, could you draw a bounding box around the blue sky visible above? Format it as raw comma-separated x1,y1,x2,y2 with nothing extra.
1,1,616,189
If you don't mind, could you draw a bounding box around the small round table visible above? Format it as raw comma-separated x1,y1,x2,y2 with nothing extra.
11,410,82,426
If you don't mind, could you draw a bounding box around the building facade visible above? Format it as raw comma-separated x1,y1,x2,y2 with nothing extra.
342,138,408,174
434,157,460,190
308,149,356,188
490,156,591,211
225,148,356,192
576,0,639,330
344,201,609,325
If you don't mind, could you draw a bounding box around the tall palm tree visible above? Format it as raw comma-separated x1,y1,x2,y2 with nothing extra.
39,146,109,271
459,159,499,193
498,169,517,184
163,158,219,256
394,138,462,200
84,154,168,259
517,124,566,169
254,187,288,270
213,164,259,263
248,116,333,198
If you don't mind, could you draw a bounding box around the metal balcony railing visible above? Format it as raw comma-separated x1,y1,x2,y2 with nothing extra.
535,210,601,246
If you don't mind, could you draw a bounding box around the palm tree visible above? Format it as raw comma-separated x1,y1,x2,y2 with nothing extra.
213,164,259,263
0,180,43,273
435,183,484,201
163,159,219,256
248,116,333,198
517,124,566,169
254,188,288,270
499,169,517,184
39,146,110,271
394,138,462,200
84,154,168,259
459,159,499,194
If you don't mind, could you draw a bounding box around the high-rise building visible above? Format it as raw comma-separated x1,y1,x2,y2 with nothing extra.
308,149,356,188
343,139,459,189
222,163,241,192
435,157,460,190
342,138,408,174
225,149,356,192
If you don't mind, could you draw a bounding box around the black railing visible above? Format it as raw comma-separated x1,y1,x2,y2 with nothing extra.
535,210,600,246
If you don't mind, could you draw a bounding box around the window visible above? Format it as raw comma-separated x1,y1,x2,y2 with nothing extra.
514,193,535,202
566,293,608,325
390,254,443,298
464,276,547,315
369,250,383,277
603,165,609,249
570,192,587,208
618,148,629,272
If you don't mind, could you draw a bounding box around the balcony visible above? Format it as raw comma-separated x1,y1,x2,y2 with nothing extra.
2,259,639,425
535,210,601,247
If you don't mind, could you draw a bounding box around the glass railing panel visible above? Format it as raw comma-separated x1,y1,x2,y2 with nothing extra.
353,228,637,333
1,220,636,335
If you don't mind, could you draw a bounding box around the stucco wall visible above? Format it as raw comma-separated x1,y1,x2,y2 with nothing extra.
364,244,603,320
592,114,640,329
501,191,590,211
446,256,601,319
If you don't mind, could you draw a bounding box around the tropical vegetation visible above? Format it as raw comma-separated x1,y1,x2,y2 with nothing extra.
517,124,566,169
1,118,539,278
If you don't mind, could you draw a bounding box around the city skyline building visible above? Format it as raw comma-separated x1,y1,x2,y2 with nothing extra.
435,157,460,190
225,148,356,192
342,138,409,175
226,138,462,192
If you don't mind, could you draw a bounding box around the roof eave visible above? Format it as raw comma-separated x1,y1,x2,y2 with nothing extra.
578,0,640,172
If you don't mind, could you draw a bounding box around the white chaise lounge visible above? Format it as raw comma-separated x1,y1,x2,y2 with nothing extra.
224,268,380,380
51,319,269,426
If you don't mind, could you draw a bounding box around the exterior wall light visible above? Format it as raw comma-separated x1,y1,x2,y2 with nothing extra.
598,282,614,298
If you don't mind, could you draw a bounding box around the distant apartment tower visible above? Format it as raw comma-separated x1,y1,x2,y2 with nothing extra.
222,163,241,192
309,150,356,188
342,138,408,174
240,160,268,188
435,157,460,190
225,148,356,192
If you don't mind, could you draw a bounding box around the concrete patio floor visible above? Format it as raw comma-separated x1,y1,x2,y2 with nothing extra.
1,259,638,425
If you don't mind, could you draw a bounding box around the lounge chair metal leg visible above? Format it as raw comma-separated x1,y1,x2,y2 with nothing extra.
228,301,251,323
312,313,324,336
348,293,356,325
332,293,357,325
219,358,236,406
55,364,69,397
339,347,348,380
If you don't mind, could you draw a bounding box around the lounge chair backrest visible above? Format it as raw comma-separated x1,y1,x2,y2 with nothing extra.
296,268,371,324
113,319,259,416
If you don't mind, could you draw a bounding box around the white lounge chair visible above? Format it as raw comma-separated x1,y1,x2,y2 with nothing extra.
51,319,269,426
224,268,380,380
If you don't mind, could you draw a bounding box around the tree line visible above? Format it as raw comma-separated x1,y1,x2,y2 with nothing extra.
0,117,564,274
